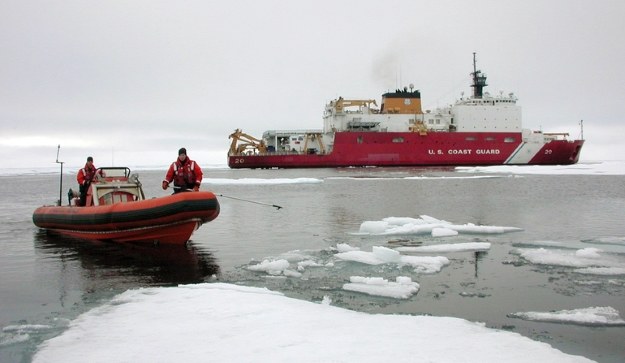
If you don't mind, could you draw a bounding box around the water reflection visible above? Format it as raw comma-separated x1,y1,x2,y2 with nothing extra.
34,230,221,285
474,250,485,278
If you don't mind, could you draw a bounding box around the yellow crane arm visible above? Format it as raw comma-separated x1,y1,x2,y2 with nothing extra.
229,129,267,155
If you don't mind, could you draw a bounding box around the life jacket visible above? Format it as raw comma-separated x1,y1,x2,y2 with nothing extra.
77,164,97,185
172,159,197,188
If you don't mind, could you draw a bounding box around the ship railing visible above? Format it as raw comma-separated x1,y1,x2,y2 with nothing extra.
254,149,328,156
262,129,323,137
543,132,570,141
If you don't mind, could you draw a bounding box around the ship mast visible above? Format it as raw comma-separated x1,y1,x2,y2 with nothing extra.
471,52,488,98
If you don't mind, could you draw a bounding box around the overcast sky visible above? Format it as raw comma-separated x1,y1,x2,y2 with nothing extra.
1,0,624,169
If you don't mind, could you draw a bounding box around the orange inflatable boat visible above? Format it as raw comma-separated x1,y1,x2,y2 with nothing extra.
33,167,219,245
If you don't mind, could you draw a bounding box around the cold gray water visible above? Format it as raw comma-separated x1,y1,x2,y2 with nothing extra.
1,167,624,362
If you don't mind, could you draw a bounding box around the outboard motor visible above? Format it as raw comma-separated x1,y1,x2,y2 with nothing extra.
67,188,80,206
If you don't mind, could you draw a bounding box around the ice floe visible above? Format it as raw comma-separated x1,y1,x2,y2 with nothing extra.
573,267,625,276
508,306,625,326
514,247,625,269
432,227,458,237
335,243,360,252
247,259,302,277
396,242,491,253
404,175,504,180
245,245,451,277
357,215,522,236
582,236,625,246
32,283,595,363
1,324,54,347
335,246,450,274
513,239,625,254
456,161,625,175
327,175,504,181
203,177,322,185
343,276,419,299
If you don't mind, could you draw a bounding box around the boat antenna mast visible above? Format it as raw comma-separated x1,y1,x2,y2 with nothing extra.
55,145,64,206
580,119,584,140
471,52,488,98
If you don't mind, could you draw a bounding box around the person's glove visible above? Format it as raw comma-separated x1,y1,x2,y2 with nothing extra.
193,185,199,192
162,181,169,190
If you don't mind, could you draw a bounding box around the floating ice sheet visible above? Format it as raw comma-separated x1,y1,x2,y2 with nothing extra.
203,178,322,185
509,306,625,326
32,283,595,363
396,242,491,253
515,247,625,269
573,267,625,276
1,324,55,347
456,161,625,175
244,245,451,277
513,239,625,254
343,276,419,299
582,236,625,246
335,246,450,274
327,175,504,181
357,215,522,236
247,259,302,277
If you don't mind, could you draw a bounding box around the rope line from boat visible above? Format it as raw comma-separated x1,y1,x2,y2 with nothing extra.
216,194,283,210
169,185,283,210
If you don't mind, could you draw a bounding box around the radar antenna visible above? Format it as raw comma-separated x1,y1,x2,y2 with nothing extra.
471,52,488,98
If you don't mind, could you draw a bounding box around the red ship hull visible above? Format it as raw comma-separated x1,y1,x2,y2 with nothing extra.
229,131,584,169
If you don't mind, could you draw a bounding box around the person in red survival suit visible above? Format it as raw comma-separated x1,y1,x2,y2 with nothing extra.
162,148,203,193
76,156,104,206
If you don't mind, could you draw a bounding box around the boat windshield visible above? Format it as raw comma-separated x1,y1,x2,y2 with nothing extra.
98,167,131,178
87,167,145,206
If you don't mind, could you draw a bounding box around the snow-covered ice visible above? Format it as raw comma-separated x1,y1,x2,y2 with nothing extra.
32,283,595,363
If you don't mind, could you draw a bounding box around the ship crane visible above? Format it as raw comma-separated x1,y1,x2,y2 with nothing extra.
302,133,327,154
334,98,378,113
229,129,267,155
